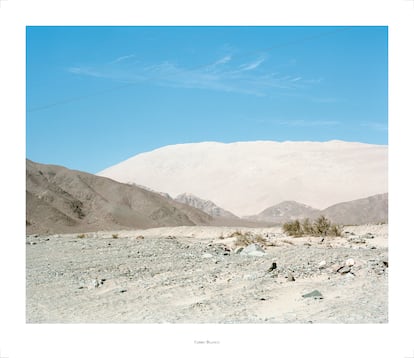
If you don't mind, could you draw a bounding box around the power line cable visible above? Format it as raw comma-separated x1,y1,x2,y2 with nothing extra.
27,26,353,113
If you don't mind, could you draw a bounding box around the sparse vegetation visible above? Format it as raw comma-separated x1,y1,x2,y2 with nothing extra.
77,233,86,238
229,231,268,246
282,216,343,237
229,230,243,237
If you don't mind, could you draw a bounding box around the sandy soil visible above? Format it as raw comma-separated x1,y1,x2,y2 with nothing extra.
26,224,388,323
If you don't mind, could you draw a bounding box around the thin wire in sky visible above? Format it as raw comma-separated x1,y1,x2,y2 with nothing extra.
27,26,353,113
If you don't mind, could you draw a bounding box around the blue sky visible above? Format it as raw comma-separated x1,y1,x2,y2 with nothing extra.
26,26,388,173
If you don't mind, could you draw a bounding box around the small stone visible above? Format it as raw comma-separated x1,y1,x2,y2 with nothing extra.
267,262,277,272
89,279,100,288
338,266,352,274
302,290,323,299
347,237,361,244
119,289,127,293
287,272,295,282
234,247,244,254
318,260,327,269
331,264,343,272
202,253,213,259
345,258,355,267
240,243,266,257
136,235,144,240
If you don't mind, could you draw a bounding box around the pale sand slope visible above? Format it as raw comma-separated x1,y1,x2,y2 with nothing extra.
26,224,387,323
97,140,388,217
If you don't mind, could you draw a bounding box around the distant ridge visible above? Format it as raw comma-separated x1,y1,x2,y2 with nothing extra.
321,193,388,225
98,140,387,216
246,193,388,225
246,201,320,223
175,193,238,218
26,159,213,234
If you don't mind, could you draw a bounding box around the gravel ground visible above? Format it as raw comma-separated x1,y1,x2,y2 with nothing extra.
26,225,388,323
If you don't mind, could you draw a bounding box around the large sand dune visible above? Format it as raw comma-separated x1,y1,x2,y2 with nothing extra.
98,140,388,216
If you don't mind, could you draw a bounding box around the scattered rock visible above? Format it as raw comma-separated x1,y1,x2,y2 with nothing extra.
234,247,244,254
302,290,323,299
240,244,266,257
348,237,366,244
136,235,145,240
119,289,127,293
345,258,355,267
338,266,352,274
89,279,100,289
318,260,327,269
267,262,277,272
287,272,295,282
331,264,343,272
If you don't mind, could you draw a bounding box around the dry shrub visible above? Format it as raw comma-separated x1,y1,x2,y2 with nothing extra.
232,232,268,246
283,216,343,238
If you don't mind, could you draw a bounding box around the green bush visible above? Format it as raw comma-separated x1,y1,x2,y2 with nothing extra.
283,216,342,238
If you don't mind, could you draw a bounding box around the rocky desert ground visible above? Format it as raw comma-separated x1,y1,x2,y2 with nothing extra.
26,224,388,323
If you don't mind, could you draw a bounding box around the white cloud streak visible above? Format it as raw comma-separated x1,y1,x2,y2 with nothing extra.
110,54,136,64
258,119,340,127
360,122,388,132
67,54,319,96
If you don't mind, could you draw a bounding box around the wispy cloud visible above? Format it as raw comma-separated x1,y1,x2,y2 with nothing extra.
239,57,266,71
213,55,232,65
360,121,388,132
258,119,340,127
109,54,136,64
276,119,339,127
67,53,320,96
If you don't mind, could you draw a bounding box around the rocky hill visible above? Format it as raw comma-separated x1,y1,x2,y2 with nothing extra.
175,193,238,218
321,193,388,225
247,194,388,225
246,200,320,223
26,159,213,234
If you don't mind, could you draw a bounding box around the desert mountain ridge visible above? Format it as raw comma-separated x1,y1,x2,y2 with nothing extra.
26,159,213,234
98,140,387,216
245,194,388,225
175,192,239,219
26,159,269,235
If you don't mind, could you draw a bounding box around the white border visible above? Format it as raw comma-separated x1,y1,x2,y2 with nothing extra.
1,0,413,357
